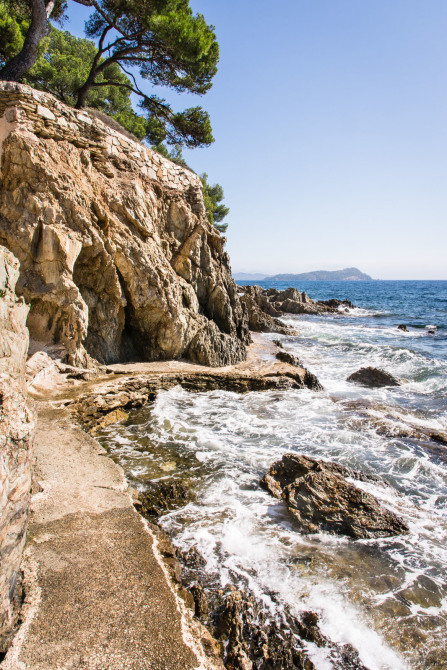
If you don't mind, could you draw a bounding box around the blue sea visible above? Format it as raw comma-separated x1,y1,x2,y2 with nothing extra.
99,280,447,670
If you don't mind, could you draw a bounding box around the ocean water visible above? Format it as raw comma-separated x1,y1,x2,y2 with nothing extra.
97,280,447,670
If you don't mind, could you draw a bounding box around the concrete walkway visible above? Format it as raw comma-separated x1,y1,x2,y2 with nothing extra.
1,404,222,670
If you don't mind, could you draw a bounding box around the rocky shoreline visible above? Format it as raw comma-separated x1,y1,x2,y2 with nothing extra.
1,264,417,669
0,83,421,670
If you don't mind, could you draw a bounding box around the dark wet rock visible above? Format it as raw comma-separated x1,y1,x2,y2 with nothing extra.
336,644,370,670
304,370,324,392
190,582,209,618
136,480,193,518
211,589,316,670
181,545,207,570
261,454,408,539
317,299,354,310
347,367,402,388
115,513,369,670
398,324,408,332
430,431,447,445
276,351,303,367
272,339,284,348
184,577,368,670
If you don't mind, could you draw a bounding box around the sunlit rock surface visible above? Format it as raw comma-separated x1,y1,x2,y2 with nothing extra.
0,83,249,368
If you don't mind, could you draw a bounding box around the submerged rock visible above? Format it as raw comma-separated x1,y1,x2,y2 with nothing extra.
347,367,402,388
135,480,193,518
261,454,408,539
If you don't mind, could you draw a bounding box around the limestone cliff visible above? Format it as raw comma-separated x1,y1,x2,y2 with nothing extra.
0,245,34,652
0,83,249,367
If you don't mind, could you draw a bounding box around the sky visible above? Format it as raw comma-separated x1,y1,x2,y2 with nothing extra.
64,1,447,279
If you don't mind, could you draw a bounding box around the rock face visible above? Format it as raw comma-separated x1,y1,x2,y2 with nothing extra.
0,82,249,368
261,454,408,539
0,246,34,652
347,367,401,388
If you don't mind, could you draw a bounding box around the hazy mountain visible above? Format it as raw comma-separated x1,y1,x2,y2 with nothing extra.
267,267,373,281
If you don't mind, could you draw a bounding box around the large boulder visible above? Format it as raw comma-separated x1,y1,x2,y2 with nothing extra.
261,454,408,539
347,367,401,388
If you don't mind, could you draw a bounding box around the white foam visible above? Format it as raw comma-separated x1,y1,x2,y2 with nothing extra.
97,303,447,668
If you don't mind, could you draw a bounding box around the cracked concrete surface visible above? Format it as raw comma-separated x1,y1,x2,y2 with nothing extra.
1,406,222,670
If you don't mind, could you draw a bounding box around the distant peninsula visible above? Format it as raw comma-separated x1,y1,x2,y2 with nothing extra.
234,267,373,282
233,272,270,281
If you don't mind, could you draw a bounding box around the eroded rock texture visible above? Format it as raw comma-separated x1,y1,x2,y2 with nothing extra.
0,246,34,652
261,454,408,539
0,83,249,367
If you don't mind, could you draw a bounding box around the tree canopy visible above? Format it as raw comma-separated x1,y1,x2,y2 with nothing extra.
200,173,229,233
26,27,147,138
0,0,218,148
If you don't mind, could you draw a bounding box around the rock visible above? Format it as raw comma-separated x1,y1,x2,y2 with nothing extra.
317,298,354,310
240,292,287,334
74,364,324,432
136,479,193,518
303,370,324,391
187,321,247,367
0,246,34,653
276,350,302,367
280,298,311,315
190,582,209,618
238,285,355,322
91,408,129,434
261,454,408,539
398,324,408,332
347,367,402,388
0,83,249,368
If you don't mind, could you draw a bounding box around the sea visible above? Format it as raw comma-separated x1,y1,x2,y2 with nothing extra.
97,280,447,670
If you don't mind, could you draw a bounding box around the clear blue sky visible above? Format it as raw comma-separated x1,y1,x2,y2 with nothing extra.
64,1,447,279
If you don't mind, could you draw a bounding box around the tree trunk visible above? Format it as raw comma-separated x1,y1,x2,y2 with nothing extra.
74,80,92,109
0,0,54,82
